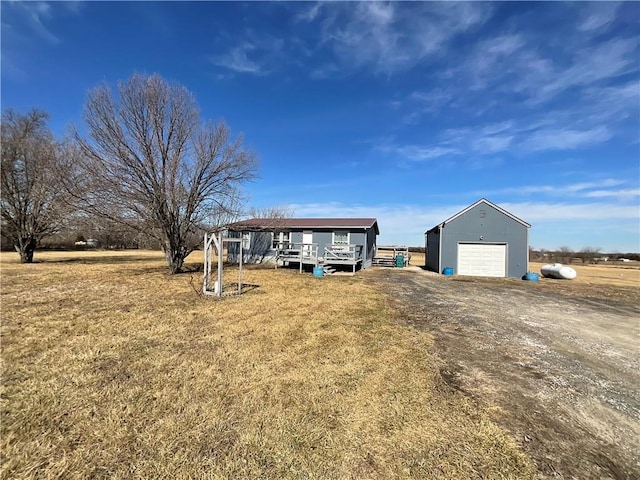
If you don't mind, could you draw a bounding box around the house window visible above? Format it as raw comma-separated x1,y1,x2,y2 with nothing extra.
333,231,350,245
242,232,251,250
274,231,290,248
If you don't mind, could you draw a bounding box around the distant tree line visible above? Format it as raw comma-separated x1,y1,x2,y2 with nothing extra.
1,74,258,273
529,246,640,263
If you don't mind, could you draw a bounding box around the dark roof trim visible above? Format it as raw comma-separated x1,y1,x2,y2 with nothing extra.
425,198,531,233
226,217,380,235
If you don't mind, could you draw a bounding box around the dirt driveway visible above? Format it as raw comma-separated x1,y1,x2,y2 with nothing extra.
368,268,640,480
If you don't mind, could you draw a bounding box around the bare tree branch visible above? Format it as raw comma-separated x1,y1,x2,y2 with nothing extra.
1,109,71,262
70,74,257,273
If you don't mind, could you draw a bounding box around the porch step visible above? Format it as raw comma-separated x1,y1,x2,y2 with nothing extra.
372,257,396,266
323,266,336,275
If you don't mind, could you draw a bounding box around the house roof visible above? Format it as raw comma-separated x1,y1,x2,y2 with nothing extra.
425,198,531,233
227,217,379,234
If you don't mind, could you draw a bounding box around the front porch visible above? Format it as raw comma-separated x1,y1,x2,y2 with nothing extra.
274,242,364,273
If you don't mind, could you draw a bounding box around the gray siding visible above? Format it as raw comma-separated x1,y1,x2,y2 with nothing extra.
228,227,377,269
425,229,440,272
439,202,528,278
365,227,377,267
313,231,333,251
313,230,367,263
227,231,274,263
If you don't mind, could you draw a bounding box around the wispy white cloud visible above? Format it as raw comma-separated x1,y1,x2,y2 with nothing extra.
578,1,622,32
9,1,60,44
502,201,639,222
390,4,637,144
325,3,405,74
580,80,640,123
565,179,627,193
396,89,455,124
64,1,85,15
314,2,493,75
381,113,618,165
583,188,640,200
479,179,630,198
433,28,638,110
521,126,612,153
377,144,460,162
210,33,289,75
468,157,504,170
533,37,639,104
463,34,526,90
309,63,340,80
295,2,323,23
1,1,84,80
210,43,265,74
471,135,513,154
409,89,453,111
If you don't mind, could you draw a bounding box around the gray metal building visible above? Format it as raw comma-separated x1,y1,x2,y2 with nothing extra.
425,199,531,278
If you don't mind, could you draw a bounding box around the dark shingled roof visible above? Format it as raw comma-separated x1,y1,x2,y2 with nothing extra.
226,218,379,234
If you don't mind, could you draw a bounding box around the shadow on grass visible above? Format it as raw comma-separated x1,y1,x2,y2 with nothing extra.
176,264,203,274
208,282,260,297
42,255,163,265
125,266,175,276
40,253,205,270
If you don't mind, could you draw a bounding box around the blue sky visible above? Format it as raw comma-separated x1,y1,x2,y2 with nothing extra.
2,1,639,252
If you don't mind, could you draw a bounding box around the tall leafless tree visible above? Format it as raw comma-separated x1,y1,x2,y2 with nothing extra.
580,246,602,264
1,109,69,263
246,205,294,221
72,74,257,273
556,245,573,263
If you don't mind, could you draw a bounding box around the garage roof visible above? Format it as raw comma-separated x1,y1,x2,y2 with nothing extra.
426,198,531,233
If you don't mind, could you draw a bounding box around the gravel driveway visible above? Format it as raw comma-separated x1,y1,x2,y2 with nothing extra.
368,268,640,480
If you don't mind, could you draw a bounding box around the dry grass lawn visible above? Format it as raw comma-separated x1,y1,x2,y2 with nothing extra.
1,250,533,479
529,261,640,288
410,252,639,288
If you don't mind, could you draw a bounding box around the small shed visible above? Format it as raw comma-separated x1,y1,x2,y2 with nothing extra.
226,217,379,271
425,198,531,278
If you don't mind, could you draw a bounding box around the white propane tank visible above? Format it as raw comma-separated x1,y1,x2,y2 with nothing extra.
540,263,577,280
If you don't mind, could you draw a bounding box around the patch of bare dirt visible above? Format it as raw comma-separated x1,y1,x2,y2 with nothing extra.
368,268,640,480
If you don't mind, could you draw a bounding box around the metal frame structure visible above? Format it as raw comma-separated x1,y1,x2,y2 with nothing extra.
203,231,244,297
372,245,410,267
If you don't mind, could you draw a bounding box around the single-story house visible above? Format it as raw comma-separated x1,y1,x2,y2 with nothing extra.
425,198,531,278
225,217,379,272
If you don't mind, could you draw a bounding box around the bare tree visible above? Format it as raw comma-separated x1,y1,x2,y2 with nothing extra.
246,205,294,220
1,109,70,263
71,74,257,273
556,245,573,263
580,246,602,264
243,205,294,263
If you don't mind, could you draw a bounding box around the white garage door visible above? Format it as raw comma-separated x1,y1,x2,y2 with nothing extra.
457,243,506,277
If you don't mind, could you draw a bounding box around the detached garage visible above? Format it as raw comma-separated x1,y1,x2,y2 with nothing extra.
425,198,531,278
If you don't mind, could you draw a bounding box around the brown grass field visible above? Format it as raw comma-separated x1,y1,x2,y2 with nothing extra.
410,252,640,288
529,261,640,287
1,250,534,479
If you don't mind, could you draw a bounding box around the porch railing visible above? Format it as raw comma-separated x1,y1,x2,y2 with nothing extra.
323,244,363,263
275,242,364,273
275,242,319,271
